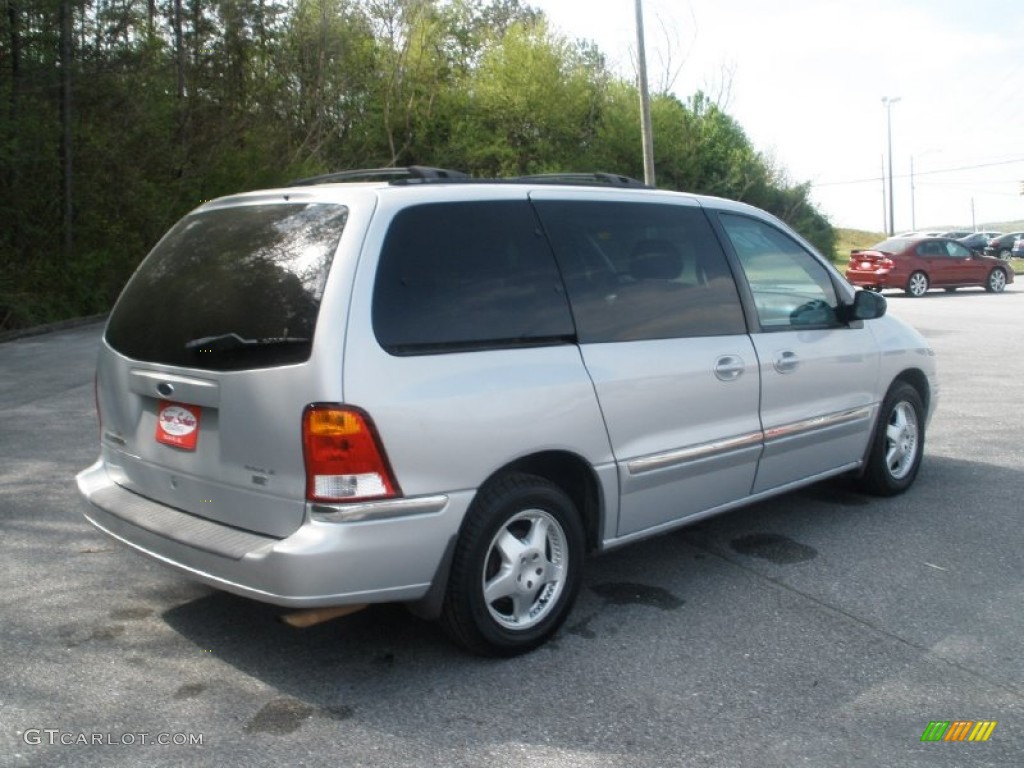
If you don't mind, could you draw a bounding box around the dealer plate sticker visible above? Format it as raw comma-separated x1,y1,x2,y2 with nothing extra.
156,400,201,451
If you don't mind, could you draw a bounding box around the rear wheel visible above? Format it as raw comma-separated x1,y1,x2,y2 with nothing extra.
999,248,1011,259
440,473,584,656
859,382,925,496
905,271,929,297
986,269,1007,293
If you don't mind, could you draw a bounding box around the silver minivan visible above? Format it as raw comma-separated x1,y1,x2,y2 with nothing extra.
77,169,938,655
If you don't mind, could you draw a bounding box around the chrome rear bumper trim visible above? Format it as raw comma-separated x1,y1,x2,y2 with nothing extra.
310,494,449,523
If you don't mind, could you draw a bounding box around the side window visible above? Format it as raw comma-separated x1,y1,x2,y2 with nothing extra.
534,201,746,342
946,241,971,258
719,213,841,330
372,201,574,355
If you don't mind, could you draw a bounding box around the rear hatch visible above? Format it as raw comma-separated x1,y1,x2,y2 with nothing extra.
98,197,352,538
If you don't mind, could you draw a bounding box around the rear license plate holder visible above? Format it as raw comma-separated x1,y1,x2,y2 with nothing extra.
156,400,201,451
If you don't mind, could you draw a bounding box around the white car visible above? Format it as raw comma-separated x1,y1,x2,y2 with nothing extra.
78,167,938,655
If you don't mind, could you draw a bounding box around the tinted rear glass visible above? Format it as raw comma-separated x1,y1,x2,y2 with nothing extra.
534,201,746,341
870,238,913,253
106,204,346,370
372,201,574,355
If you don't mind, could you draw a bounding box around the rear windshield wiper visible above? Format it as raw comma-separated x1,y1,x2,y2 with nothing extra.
184,333,310,353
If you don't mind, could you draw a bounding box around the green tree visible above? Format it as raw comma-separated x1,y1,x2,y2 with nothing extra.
450,18,605,175
0,0,836,331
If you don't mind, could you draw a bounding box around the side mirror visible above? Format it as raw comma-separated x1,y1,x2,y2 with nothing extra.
841,289,887,323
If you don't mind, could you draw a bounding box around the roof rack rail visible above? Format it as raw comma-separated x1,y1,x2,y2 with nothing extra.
511,172,652,189
288,166,470,186
287,167,652,189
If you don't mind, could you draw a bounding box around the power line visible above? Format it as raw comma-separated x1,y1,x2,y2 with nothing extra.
813,156,1024,188
916,178,1023,187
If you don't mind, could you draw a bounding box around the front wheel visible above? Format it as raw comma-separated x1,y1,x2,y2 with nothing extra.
440,473,584,656
905,271,929,297
999,248,1011,259
859,382,925,496
986,269,1007,293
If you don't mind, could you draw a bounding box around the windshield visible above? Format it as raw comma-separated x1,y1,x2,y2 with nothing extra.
106,203,347,370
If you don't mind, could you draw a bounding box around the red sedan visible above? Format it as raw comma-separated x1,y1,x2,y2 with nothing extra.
845,236,1014,297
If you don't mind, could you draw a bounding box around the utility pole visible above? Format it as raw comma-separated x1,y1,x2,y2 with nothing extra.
635,0,655,186
59,0,73,262
882,96,900,236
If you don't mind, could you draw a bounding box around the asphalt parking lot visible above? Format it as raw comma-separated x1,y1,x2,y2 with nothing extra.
2,284,1022,768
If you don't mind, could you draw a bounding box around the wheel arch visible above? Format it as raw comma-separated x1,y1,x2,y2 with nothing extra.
893,368,932,417
853,368,931,480
495,451,604,554
987,266,1009,291
405,450,604,622
905,270,929,296
855,372,928,494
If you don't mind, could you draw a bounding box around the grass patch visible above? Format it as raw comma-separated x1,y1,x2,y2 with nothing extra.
833,228,886,266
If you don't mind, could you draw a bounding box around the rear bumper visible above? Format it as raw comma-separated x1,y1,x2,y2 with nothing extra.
845,271,893,289
76,460,470,608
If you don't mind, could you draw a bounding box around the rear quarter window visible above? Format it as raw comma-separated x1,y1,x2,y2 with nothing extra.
106,203,346,370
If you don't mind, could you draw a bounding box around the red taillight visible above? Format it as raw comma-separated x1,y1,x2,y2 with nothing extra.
880,257,895,269
302,405,400,503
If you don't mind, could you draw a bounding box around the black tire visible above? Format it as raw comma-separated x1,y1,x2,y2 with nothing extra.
859,382,925,496
999,248,1011,259
440,473,584,656
905,271,929,297
943,287,957,293
985,268,1007,293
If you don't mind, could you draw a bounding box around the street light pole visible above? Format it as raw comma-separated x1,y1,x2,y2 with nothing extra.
635,0,656,186
882,96,900,235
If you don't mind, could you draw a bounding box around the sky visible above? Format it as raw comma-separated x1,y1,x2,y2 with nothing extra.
530,0,1024,232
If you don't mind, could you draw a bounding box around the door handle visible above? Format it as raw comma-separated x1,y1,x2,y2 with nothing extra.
774,350,798,374
714,355,745,382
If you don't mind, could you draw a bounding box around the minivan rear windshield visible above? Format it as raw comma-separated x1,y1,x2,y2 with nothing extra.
106,203,347,370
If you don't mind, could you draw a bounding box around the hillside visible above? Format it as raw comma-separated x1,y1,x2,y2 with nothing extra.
834,228,886,263
980,220,1024,233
